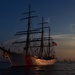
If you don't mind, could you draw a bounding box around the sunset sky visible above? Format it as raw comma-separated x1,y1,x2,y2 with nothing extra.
0,0,75,61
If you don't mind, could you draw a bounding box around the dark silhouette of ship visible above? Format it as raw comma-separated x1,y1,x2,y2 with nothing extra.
0,5,57,66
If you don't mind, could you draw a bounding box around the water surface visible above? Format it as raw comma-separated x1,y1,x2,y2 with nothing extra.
0,62,75,75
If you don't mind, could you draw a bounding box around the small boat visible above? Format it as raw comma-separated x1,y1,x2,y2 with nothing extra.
0,5,57,66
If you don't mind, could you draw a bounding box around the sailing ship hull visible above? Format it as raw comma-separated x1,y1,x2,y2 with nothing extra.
7,53,57,66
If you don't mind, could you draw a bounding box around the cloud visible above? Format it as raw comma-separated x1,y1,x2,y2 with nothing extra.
52,34,75,49
45,17,51,24
52,34,75,60
69,24,75,33
2,33,75,50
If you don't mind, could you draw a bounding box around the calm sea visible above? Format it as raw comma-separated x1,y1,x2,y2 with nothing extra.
0,62,75,75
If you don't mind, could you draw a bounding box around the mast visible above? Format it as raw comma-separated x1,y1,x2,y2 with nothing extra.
38,17,48,57
40,17,44,57
21,5,37,55
48,27,51,57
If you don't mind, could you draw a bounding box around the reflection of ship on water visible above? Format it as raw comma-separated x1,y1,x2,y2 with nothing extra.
0,5,57,66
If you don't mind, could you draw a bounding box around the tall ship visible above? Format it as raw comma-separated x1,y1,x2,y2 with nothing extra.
0,5,57,66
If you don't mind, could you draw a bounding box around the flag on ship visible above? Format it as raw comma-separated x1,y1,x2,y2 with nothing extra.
52,41,57,46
